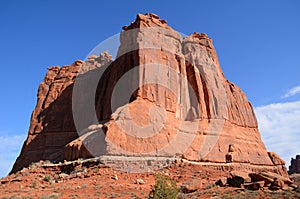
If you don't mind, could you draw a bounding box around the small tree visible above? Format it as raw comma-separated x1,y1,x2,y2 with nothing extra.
150,174,178,199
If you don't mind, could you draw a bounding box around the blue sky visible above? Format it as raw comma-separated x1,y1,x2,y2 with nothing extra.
0,1,299,177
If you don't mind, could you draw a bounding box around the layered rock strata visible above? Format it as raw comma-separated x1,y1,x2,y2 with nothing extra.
11,13,287,176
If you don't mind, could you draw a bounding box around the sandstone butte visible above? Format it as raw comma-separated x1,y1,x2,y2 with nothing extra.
11,13,288,177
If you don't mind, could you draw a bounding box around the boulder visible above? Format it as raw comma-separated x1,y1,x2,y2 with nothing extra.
268,152,285,165
136,179,145,185
215,177,228,187
250,171,295,190
228,171,250,188
249,173,273,185
180,179,202,193
230,171,251,183
269,178,285,190
243,181,265,190
259,171,293,185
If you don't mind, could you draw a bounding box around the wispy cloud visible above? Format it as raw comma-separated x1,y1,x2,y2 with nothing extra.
0,134,26,178
282,86,300,98
254,101,300,166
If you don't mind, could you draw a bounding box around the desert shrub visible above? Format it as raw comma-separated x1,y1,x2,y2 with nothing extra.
44,175,51,182
204,183,216,190
30,181,37,188
149,174,178,199
40,193,59,199
282,190,293,199
222,194,230,199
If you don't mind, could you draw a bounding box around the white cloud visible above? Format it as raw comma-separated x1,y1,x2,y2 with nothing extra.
254,101,300,166
0,134,27,178
282,86,300,98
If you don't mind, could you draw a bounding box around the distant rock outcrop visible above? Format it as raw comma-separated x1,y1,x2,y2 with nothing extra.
11,13,287,176
289,155,300,174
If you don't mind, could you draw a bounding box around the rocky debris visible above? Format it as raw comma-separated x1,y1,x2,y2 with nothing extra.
58,173,68,179
11,13,287,177
290,174,300,188
136,178,145,184
215,177,228,187
180,179,202,193
230,171,251,183
64,124,106,161
1,160,300,198
258,171,293,185
112,174,118,180
81,50,113,73
269,178,285,190
217,171,298,191
249,173,273,186
289,155,300,174
243,181,265,191
228,171,251,187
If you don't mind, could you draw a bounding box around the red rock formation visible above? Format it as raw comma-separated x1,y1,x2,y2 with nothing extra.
11,53,112,173
11,13,287,175
289,155,300,174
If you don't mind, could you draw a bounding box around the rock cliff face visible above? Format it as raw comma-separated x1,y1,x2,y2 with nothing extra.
11,13,287,175
289,155,300,174
11,52,113,173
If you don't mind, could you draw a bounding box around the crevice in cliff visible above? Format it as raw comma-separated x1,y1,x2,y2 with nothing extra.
200,76,211,118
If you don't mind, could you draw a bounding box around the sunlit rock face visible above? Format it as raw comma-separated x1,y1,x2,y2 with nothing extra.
11,13,286,176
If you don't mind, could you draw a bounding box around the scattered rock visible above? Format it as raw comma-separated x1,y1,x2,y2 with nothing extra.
269,178,285,190
249,173,273,185
136,179,145,185
228,171,251,187
228,178,244,188
289,183,299,189
243,181,265,190
76,172,82,178
58,173,69,179
282,184,294,191
230,171,251,183
180,179,202,193
215,177,227,187
259,171,293,185
112,174,118,180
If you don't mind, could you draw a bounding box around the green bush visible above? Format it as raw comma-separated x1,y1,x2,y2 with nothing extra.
30,181,37,188
150,174,178,199
44,175,51,182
